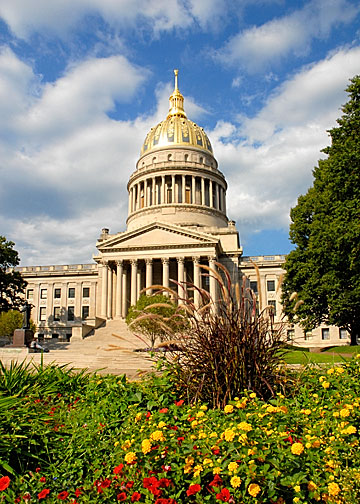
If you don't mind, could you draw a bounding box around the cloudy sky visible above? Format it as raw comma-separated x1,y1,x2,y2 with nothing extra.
0,0,359,266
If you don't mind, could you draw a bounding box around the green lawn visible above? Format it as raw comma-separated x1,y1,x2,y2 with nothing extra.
283,345,360,365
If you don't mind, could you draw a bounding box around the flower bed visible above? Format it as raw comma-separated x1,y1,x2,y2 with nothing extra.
0,357,359,503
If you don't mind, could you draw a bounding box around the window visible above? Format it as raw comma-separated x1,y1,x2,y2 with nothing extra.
268,300,276,316
322,328,330,340
267,280,275,292
68,288,75,298
68,306,75,321
52,333,59,339
38,334,44,342
82,287,90,298
339,329,348,340
250,281,258,293
40,289,47,299
39,307,46,321
304,331,312,340
26,289,34,300
54,288,61,299
287,328,295,342
53,307,60,321
82,306,89,320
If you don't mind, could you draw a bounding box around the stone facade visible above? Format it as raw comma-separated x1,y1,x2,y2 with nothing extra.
17,71,350,347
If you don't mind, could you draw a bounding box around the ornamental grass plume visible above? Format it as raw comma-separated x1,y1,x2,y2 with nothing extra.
133,262,287,407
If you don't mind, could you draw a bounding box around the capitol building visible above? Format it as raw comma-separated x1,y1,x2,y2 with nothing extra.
17,72,349,348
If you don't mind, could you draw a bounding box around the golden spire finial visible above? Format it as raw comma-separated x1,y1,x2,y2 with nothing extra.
167,69,186,118
174,69,179,90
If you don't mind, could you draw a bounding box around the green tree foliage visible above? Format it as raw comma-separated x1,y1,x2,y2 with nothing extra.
0,236,26,313
125,294,188,348
0,310,36,341
282,76,360,345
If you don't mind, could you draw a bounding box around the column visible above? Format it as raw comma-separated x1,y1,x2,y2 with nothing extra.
160,175,164,204
144,180,148,207
177,257,185,303
216,184,220,210
116,260,123,318
162,258,169,296
128,187,132,215
107,265,113,319
210,179,213,208
201,177,205,205
208,257,217,312
146,259,153,296
122,268,127,317
101,260,108,318
193,257,201,307
130,259,137,306
171,175,175,203
155,178,159,205
182,175,186,203
223,188,227,215
192,176,196,204
137,268,141,301
152,178,155,206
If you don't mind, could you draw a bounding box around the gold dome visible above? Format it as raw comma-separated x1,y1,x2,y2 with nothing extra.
140,70,213,156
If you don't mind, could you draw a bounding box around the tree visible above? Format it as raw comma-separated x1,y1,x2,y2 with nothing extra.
0,236,27,313
0,310,37,341
282,76,360,345
126,294,188,348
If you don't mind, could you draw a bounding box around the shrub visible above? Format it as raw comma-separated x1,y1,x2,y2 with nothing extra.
133,263,287,407
0,310,36,341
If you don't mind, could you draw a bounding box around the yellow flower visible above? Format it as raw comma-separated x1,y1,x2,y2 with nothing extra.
327,368,335,375
150,430,165,442
248,448,256,455
340,408,350,418
322,381,330,389
223,428,236,442
301,409,311,415
224,404,234,413
335,366,344,374
227,461,239,473
203,458,213,466
191,420,198,428
193,464,203,477
196,411,205,418
291,443,304,455
198,431,207,439
200,404,208,410
122,439,132,450
210,432,218,438
230,476,241,488
249,392,256,398
328,482,340,496
248,483,261,497
238,433,248,443
341,425,357,435
124,451,137,464
293,498,300,503
238,421,252,432
305,442,311,449
135,413,142,422
158,420,166,428
294,485,301,492
213,467,222,475
142,439,152,454
308,481,317,492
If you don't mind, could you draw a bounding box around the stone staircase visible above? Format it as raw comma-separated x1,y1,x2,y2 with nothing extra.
0,320,154,378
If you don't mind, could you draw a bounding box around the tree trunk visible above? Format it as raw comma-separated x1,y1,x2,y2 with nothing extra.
349,323,359,346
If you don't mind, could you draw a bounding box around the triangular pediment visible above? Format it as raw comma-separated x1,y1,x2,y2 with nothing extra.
97,222,219,252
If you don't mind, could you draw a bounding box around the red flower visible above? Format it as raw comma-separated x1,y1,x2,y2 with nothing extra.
212,447,220,455
126,481,134,489
15,498,21,503
216,488,230,502
101,478,111,488
131,492,141,502
40,476,46,483
143,477,162,497
113,464,124,475
159,408,168,413
35,467,41,473
158,478,171,488
186,484,201,496
38,488,50,500
57,491,69,500
177,436,185,446
74,489,82,497
174,399,184,406
209,474,223,488
0,476,10,491
117,492,127,501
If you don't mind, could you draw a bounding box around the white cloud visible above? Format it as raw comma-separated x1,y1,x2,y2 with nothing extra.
0,0,230,40
216,0,359,71
211,46,360,240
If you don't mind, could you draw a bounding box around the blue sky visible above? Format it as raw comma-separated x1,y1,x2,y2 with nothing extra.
0,0,359,265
